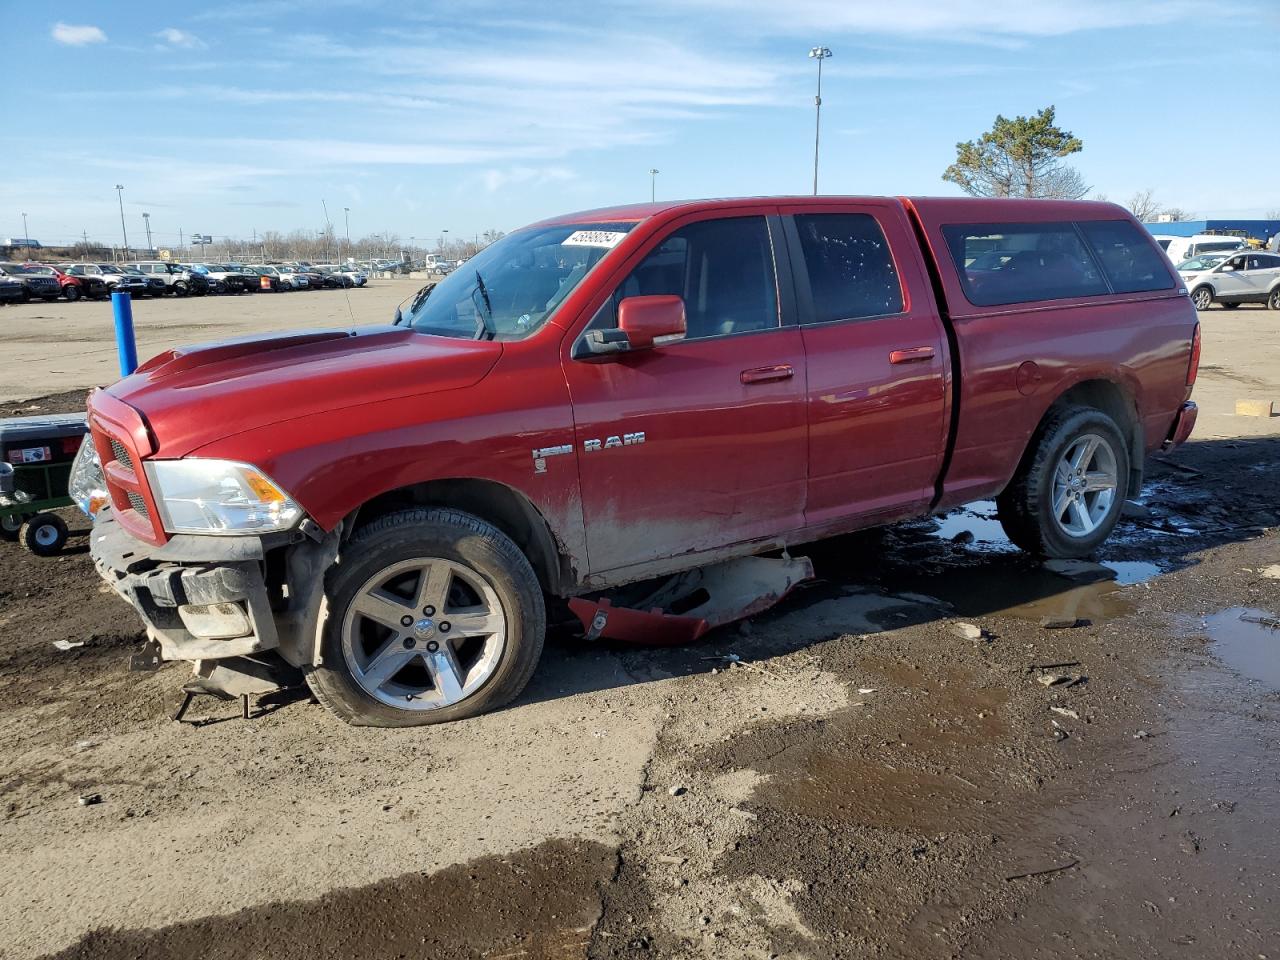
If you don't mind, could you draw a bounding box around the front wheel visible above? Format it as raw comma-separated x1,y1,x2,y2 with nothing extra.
63,286,81,302
1268,287,1280,311
305,508,545,727
1191,286,1214,311
1,513,27,541
997,406,1129,559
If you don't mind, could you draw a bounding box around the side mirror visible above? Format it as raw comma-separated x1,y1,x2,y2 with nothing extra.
617,295,686,350
1220,264,1235,272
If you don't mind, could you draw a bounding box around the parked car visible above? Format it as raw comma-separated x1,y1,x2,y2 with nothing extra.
190,263,248,294
0,277,23,304
276,266,313,290
0,263,63,301
24,263,108,301
119,265,168,298
64,264,150,298
1183,251,1280,310
128,261,210,297
212,263,259,292
313,264,359,287
1162,234,1248,264
242,265,288,292
78,196,1199,728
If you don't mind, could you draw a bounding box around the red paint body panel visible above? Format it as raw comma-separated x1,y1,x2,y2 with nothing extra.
86,195,1200,592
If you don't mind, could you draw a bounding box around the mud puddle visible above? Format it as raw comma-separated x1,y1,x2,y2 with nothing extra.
43,838,615,960
1206,607,1280,688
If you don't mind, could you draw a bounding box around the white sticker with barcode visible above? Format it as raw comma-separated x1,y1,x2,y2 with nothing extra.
562,230,627,249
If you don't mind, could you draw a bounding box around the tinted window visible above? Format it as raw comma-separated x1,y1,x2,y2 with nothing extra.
1077,220,1175,294
612,217,778,339
944,222,1107,306
794,213,902,322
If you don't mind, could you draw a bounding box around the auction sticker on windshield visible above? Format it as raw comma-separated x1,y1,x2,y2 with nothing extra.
562,230,628,248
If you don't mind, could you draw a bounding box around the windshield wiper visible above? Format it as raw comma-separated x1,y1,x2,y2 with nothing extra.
473,270,496,341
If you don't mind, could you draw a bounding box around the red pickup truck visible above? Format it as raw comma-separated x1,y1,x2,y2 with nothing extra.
77,196,1199,726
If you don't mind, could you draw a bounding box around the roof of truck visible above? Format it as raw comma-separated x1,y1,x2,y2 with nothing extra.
534,195,1134,228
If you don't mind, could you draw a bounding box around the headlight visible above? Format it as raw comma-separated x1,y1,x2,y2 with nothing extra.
145,459,302,535
69,436,109,518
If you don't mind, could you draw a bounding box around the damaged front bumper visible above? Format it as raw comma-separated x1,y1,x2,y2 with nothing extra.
90,510,338,683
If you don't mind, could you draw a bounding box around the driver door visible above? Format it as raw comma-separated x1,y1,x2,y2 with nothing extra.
561,212,808,577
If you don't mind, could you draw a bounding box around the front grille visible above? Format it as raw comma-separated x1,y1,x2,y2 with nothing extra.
127,491,150,520
110,439,133,471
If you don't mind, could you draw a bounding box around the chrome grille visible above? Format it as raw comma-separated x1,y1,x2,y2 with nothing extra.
110,439,133,471
127,491,149,520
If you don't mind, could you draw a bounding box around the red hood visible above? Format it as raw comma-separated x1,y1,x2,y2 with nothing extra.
105,325,502,457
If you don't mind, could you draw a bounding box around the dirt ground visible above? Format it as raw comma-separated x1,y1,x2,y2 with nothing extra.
0,303,1277,960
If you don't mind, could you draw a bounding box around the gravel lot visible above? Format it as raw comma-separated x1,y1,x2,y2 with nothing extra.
0,301,1276,959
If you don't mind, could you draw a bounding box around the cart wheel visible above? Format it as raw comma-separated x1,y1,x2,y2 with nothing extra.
1,513,26,542
20,513,68,556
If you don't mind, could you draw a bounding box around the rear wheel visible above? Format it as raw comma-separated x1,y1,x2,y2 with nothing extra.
63,285,81,302
305,508,545,727
1268,287,1280,310
173,281,188,296
997,406,1129,559
19,513,68,556
1,513,27,541
1191,286,1214,311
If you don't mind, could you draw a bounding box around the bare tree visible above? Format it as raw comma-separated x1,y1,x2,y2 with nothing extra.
1127,189,1163,222
1160,207,1196,222
1266,208,1280,220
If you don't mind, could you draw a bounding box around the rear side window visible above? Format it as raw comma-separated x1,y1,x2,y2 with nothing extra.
793,213,903,322
944,222,1107,306
1076,220,1175,294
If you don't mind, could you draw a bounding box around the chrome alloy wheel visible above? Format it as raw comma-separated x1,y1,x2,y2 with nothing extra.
1051,434,1118,538
340,557,507,710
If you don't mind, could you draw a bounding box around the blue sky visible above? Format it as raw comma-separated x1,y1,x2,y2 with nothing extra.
3,0,1277,249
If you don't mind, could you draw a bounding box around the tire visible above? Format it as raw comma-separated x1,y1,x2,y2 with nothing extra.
173,281,188,297
1,513,27,541
63,285,81,303
19,513,68,557
1221,301,1241,310
304,508,545,727
997,405,1130,559
1191,286,1214,311
1268,287,1280,311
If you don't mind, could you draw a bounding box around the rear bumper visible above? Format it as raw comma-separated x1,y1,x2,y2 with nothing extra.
1163,401,1198,451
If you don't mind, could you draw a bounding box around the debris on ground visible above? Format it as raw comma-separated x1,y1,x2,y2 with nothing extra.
668,785,687,797
1260,565,1280,580
1005,859,1081,882
52,639,85,651
1050,706,1081,720
1134,729,1151,739
953,621,986,641
1040,616,1085,629
1037,673,1077,687
77,793,102,807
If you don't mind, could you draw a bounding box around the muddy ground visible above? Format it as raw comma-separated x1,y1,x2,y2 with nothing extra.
1,308,1278,959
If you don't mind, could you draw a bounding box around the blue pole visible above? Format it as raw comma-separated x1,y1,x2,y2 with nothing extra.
112,291,138,376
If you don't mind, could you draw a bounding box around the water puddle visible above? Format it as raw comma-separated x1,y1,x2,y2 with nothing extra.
930,500,1015,550
1206,607,1280,689
1102,560,1161,585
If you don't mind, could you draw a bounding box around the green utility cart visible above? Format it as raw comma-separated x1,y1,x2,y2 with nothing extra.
0,413,90,556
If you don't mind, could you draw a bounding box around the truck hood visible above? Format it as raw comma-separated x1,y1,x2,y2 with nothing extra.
106,325,502,457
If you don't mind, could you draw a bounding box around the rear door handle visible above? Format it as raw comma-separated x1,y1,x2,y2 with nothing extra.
889,346,937,364
741,364,794,385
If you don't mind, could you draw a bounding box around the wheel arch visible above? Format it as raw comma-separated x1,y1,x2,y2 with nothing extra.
346,478,572,596
1026,377,1144,497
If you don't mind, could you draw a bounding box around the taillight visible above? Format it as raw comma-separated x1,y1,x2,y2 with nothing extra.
1187,322,1201,388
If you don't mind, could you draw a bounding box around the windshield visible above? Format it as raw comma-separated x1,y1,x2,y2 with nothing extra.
0,263,42,275
404,222,636,340
1177,256,1225,272
1196,242,1242,254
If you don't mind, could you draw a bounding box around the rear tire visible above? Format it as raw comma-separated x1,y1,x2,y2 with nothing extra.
304,508,545,727
997,406,1130,559
63,286,81,303
1191,286,1214,311
19,513,68,556
1268,288,1280,311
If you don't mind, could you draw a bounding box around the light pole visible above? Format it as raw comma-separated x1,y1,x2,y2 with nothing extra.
21,212,29,253
343,206,350,259
142,212,152,254
649,168,659,203
808,46,832,195
115,184,130,260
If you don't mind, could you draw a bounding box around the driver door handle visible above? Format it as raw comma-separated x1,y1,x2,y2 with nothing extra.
741,364,794,385
889,346,936,364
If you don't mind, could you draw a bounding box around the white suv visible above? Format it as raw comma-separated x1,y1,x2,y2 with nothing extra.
1184,251,1280,311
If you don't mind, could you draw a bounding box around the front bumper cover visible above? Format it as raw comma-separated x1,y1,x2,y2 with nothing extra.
91,510,279,661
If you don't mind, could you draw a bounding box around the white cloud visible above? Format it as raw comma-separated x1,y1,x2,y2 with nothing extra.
478,167,577,193
155,27,205,49
51,22,107,46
